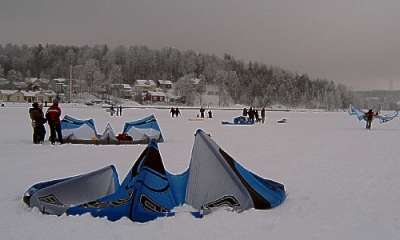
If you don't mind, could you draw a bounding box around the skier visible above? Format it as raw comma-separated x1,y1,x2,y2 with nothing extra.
29,102,46,144
119,106,123,116
46,99,63,144
365,109,375,129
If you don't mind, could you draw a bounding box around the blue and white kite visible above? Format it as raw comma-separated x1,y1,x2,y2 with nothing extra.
348,104,399,124
23,130,286,222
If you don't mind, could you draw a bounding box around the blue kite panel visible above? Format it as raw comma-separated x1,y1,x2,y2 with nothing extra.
61,115,97,133
67,140,186,222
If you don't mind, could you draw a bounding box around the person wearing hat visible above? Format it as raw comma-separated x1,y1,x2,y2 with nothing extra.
46,99,63,144
29,102,47,144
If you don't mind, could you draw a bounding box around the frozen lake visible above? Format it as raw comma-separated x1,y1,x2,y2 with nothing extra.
1,104,399,240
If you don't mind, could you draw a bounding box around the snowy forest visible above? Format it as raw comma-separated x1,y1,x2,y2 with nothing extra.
0,43,353,109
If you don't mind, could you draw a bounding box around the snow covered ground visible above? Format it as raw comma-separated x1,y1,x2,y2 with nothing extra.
1,104,399,240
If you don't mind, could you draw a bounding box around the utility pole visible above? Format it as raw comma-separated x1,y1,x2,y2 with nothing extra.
69,63,72,102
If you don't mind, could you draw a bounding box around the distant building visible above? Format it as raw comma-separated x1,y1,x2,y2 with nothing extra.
0,90,56,103
157,80,173,89
3,90,24,102
0,90,19,102
143,91,167,103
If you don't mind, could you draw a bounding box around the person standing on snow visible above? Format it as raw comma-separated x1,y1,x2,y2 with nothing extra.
46,99,63,144
170,107,176,118
175,107,181,117
261,107,266,124
29,102,46,144
200,107,205,118
365,109,375,129
208,109,213,118
242,108,248,117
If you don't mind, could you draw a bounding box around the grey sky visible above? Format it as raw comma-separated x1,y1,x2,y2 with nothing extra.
1,0,400,90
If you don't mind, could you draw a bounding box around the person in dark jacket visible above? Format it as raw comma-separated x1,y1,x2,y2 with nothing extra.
254,109,260,123
200,107,205,118
248,107,254,123
242,108,248,117
29,102,46,144
46,100,63,144
170,107,176,118
208,109,213,118
261,107,266,124
175,107,181,117
365,109,375,129
110,105,115,116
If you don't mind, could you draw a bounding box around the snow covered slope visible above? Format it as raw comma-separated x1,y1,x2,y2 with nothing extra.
1,104,399,239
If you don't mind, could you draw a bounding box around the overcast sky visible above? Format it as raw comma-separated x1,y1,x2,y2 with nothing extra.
1,0,400,90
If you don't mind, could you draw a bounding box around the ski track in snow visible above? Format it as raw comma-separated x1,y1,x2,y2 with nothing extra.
1,104,400,240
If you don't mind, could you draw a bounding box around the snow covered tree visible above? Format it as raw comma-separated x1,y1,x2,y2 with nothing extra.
0,64,4,78
7,69,22,83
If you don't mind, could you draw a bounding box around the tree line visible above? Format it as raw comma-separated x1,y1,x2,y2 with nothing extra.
0,43,353,109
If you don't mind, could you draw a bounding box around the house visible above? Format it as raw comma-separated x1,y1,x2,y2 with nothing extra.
21,91,37,103
157,80,173,89
134,80,157,93
8,90,25,102
143,91,167,103
0,90,18,102
0,90,56,103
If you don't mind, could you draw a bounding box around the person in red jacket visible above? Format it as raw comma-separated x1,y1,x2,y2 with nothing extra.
46,99,63,144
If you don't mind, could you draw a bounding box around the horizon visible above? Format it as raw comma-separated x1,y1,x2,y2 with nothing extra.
1,0,400,91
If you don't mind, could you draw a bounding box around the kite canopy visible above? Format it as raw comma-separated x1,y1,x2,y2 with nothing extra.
67,140,188,222
60,115,164,144
348,104,399,123
23,166,120,216
61,115,98,141
221,116,255,125
122,115,164,142
186,130,285,215
23,130,286,222
99,123,118,143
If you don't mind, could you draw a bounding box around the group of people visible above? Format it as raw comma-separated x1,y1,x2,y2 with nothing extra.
29,99,63,144
110,105,123,117
243,107,266,124
170,107,181,118
199,107,212,118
